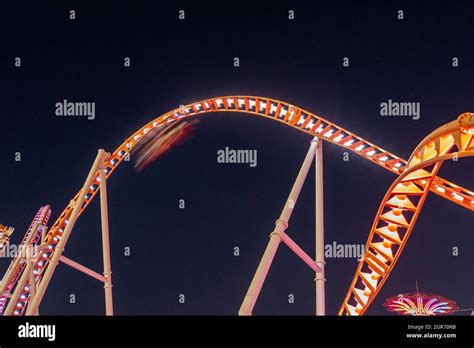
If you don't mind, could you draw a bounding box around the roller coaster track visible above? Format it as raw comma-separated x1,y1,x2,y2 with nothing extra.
340,112,474,315
2,96,472,315
0,206,51,314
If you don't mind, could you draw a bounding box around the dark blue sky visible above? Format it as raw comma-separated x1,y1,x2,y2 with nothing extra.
0,1,472,315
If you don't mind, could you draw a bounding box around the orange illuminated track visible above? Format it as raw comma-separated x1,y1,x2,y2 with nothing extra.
5,96,473,315
340,113,474,315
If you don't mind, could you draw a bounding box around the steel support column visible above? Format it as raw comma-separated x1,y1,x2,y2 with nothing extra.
239,138,319,315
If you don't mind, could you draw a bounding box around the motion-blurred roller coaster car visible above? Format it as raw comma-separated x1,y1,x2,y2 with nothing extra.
132,119,199,172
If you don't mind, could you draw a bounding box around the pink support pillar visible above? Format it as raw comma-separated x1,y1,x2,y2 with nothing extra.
59,255,107,283
281,232,321,273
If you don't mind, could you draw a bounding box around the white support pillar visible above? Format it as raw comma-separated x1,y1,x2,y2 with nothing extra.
239,137,319,315
315,140,326,315
99,161,114,316
26,150,106,315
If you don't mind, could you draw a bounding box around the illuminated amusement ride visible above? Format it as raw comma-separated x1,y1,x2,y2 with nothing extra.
0,96,472,316
384,292,459,316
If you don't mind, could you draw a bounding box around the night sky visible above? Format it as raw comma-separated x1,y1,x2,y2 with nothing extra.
1,1,472,315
